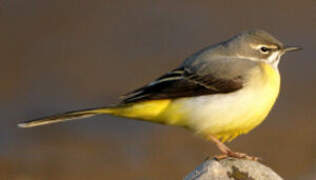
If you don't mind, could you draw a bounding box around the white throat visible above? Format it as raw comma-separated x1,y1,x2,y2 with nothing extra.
267,51,281,68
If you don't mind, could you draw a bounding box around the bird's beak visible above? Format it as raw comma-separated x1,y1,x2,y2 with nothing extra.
283,46,302,53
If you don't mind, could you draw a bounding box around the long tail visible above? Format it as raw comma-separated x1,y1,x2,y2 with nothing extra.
17,107,113,128
18,99,175,128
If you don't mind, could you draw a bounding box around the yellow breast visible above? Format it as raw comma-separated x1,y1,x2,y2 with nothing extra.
232,62,281,138
168,62,281,142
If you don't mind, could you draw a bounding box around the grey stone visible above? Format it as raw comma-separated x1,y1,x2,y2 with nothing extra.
184,158,283,180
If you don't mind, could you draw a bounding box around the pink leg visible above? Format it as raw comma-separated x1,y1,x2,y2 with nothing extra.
208,135,259,161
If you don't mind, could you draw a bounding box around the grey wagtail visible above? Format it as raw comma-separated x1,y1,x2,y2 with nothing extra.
18,29,300,160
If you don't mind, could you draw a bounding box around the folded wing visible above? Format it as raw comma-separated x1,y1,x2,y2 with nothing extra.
121,66,243,104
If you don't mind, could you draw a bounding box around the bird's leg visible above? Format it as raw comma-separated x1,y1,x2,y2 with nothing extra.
207,135,259,161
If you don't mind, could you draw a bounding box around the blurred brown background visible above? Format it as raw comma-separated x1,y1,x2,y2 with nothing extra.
0,0,315,179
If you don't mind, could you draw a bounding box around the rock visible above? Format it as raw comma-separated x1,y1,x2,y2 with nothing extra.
184,158,283,180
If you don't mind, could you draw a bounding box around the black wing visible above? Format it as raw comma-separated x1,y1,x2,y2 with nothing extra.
120,66,243,104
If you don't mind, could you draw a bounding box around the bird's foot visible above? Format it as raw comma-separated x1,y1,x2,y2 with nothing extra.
206,134,261,161
214,151,260,161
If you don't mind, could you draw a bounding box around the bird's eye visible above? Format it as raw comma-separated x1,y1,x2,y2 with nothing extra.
260,47,271,53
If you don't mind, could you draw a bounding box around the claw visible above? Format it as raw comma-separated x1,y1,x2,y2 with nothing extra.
227,151,260,161
214,154,229,160
213,151,261,161
207,134,261,161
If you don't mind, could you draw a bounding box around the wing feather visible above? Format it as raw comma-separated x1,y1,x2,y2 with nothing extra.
120,66,243,104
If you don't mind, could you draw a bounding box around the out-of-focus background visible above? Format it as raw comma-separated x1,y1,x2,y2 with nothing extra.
1,0,315,179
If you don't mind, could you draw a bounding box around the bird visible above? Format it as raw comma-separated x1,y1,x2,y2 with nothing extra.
18,29,300,160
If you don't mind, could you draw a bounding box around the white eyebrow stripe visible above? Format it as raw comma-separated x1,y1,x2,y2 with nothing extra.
250,44,278,49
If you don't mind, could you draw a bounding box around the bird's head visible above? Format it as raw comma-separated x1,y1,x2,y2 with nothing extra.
225,29,301,68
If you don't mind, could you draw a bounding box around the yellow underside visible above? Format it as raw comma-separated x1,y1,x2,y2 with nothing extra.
96,63,280,143
106,100,173,123
210,63,280,142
